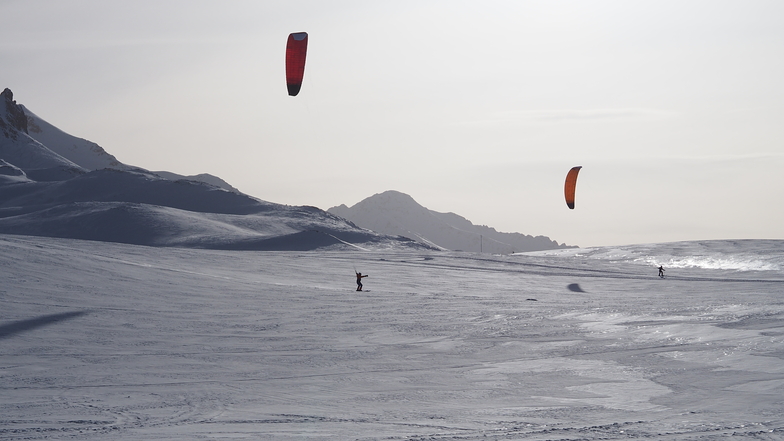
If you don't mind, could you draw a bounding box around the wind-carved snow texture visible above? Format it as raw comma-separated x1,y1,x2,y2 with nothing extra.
1,235,783,440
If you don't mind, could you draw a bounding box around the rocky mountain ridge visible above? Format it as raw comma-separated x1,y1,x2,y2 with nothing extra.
329,190,574,253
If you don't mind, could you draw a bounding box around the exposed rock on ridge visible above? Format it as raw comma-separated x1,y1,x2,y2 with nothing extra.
1,88,29,137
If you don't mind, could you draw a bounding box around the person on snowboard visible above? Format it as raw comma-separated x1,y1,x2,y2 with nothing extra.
658,266,665,278
356,272,368,291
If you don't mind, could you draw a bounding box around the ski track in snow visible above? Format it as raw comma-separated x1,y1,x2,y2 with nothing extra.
1,234,784,440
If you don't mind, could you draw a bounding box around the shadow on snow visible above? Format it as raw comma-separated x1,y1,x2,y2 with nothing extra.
0,311,88,340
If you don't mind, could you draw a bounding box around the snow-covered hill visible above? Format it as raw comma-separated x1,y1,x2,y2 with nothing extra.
329,190,573,253
152,170,240,193
0,88,426,251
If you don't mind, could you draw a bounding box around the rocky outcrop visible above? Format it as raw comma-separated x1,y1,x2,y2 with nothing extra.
1,88,28,136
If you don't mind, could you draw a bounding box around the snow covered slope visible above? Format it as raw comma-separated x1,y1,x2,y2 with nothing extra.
0,89,425,251
0,159,32,184
329,190,573,252
2,235,783,439
152,170,240,193
0,89,85,172
4,88,240,191
22,105,129,171
0,167,423,250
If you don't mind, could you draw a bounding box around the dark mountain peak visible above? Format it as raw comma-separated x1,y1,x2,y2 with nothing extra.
361,190,418,205
329,190,575,252
354,190,429,214
2,87,28,134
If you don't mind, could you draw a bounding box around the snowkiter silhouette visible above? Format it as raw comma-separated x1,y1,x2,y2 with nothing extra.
658,266,665,278
356,272,368,291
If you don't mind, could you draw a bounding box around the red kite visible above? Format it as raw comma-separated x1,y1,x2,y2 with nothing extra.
286,32,308,96
564,166,582,209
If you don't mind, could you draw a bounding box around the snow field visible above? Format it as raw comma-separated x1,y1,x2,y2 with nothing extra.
1,234,784,440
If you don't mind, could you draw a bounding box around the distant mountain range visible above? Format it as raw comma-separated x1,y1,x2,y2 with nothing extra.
329,191,574,253
0,88,424,251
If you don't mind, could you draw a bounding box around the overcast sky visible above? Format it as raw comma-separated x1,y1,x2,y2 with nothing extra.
2,0,782,247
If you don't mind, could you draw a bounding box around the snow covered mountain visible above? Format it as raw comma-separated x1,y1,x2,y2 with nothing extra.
0,89,83,172
22,104,129,172
151,170,240,193
329,190,573,253
0,88,426,250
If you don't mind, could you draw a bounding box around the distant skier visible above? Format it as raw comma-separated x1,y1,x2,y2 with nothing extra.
356,272,368,291
658,266,665,278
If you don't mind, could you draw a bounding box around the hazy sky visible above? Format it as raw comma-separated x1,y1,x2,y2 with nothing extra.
2,0,782,247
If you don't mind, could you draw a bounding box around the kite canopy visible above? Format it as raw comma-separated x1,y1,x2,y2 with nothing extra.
286,32,308,96
564,166,582,209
